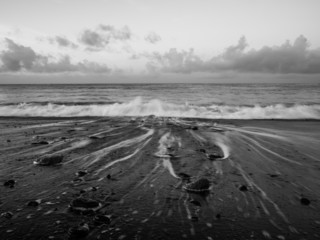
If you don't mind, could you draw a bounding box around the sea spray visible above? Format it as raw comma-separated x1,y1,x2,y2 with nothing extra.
0,97,319,119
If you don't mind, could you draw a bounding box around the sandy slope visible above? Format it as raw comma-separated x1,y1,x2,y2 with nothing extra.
0,117,320,240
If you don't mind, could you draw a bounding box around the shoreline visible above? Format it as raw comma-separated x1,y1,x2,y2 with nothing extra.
1,117,320,239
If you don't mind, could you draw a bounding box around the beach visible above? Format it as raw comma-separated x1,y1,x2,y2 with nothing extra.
1,116,320,240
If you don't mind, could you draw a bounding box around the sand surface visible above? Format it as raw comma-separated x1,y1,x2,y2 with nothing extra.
0,116,320,240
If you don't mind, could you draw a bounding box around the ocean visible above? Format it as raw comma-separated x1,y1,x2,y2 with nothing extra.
0,83,319,119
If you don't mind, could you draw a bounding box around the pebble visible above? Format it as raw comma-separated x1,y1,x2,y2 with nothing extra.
239,185,248,191
33,155,63,166
4,180,15,188
68,223,90,239
300,197,310,206
1,211,13,219
93,214,111,226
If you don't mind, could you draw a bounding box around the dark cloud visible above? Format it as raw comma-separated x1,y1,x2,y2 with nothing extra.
145,32,161,44
79,25,132,50
0,38,111,73
146,35,320,74
1,38,37,71
49,36,78,49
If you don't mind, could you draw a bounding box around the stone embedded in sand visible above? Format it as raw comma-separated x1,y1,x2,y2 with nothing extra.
1,211,13,219
33,155,63,166
69,198,101,213
239,185,248,192
190,200,201,206
184,178,210,192
300,197,311,206
31,140,49,145
3,180,15,188
93,214,111,226
197,149,206,153
68,223,90,239
208,152,224,160
178,173,191,181
27,199,41,207
76,170,87,177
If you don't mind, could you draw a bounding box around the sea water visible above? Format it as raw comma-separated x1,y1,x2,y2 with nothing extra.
0,83,319,119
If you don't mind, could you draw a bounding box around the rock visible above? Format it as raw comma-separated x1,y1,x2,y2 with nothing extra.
1,211,13,219
93,214,111,226
7,139,11,143
89,136,99,139
197,149,206,153
107,174,111,180
33,155,63,166
69,198,101,213
184,178,210,193
178,173,191,181
191,126,198,130
68,223,90,239
4,180,15,188
76,171,87,177
189,200,201,206
216,213,221,219
27,200,41,207
208,152,224,160
31,141,49,145
191,216,198,221
239,185,248,191
300,197,310,206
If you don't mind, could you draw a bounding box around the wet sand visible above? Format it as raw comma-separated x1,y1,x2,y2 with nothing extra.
0,116,320,240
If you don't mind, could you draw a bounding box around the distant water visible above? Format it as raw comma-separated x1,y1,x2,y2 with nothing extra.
0,83,319,119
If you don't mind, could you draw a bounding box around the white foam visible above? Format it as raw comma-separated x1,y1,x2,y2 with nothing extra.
1,97,319,119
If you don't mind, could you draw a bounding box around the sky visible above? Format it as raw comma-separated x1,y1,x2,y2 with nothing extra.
0,0,320,83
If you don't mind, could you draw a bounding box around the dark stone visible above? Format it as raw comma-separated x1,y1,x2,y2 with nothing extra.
178,173,191,181
268,174,278,178
208,152,223,160
31,141,49,145
89,136,99,139
107,174,111,180
33,155,63,166
7,139,11,143
69,198,101,213
198,149,206,153
300,197,310,206
191,216,198,221
68,223,89,239
27,200,40,207
184,178,210,192
191,126,198,130
239,185,248,191
190,200,201,206
4,180,15,188
76,171,87,177
93,214,111,226
216,213,221,219
1,211,13,219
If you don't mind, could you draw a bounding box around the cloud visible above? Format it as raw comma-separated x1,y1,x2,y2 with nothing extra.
79,25,132,50
145,32,161,44
0,38,111,73
0,38,37,71
49,36,78,49
146,35,320,74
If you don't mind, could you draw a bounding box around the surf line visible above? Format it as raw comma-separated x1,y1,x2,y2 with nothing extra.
154,132,180,179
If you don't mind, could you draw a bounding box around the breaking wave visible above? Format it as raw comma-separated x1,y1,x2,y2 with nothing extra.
0,97,319,119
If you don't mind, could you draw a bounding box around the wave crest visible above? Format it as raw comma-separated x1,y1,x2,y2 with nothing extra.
0,97,319,119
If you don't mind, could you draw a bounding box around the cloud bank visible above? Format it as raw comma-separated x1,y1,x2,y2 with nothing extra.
79,25,132,50
146,35,320,74
0,38,110,73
